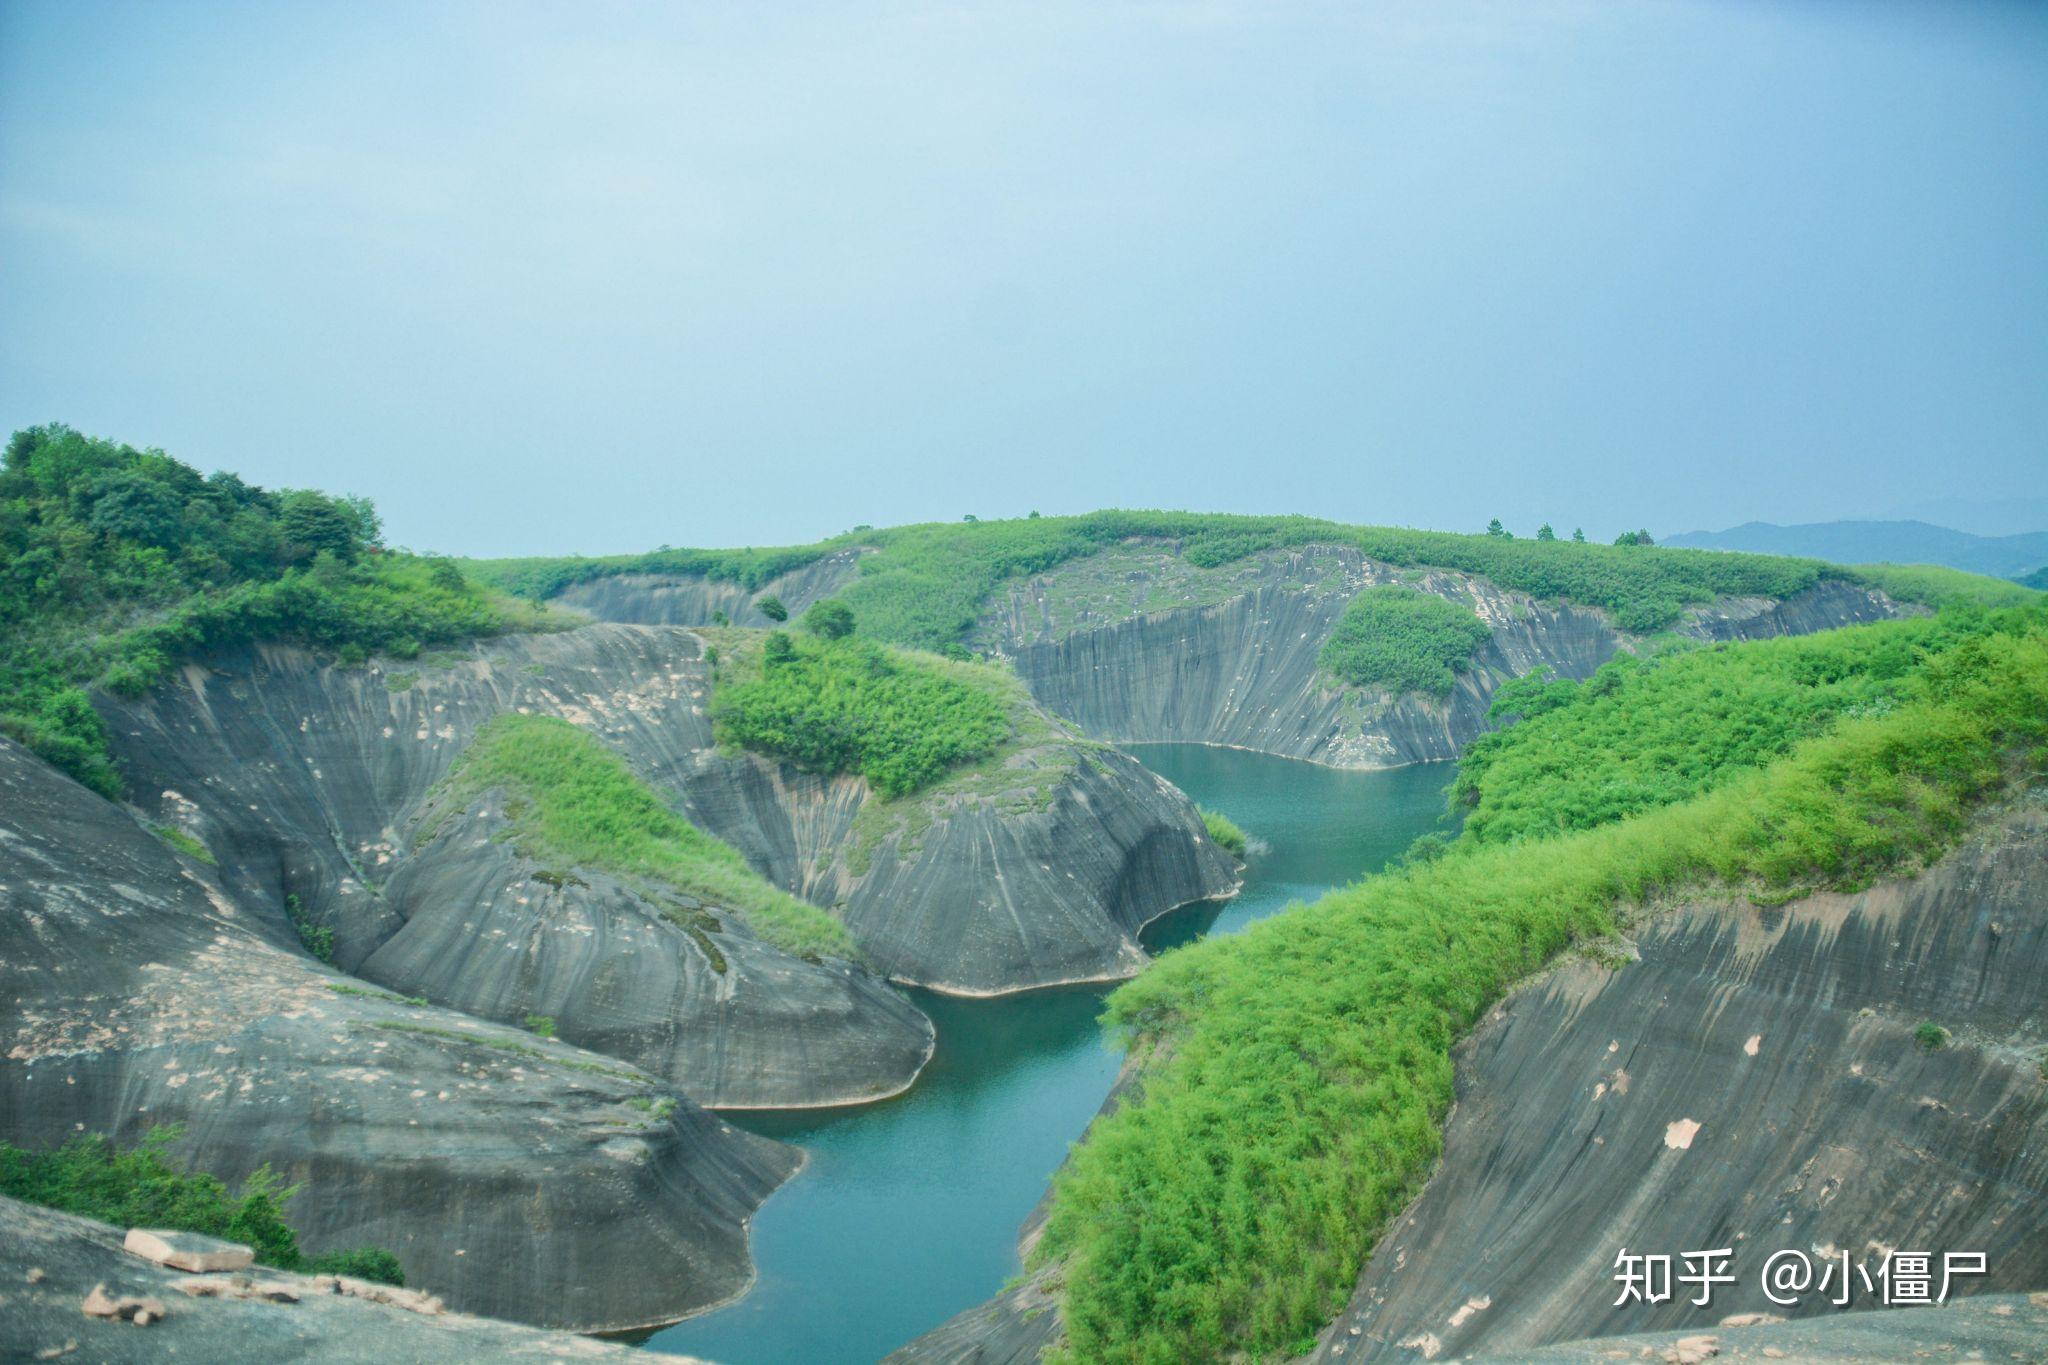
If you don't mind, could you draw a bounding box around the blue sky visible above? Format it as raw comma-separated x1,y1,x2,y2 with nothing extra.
2,0,2043,555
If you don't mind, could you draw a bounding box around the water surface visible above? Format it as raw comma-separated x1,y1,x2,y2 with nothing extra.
648,746,1452,1363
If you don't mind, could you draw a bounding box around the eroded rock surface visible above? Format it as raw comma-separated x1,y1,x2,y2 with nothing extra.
0,1195,700,1361
981,544,1902,766
1308,804,2048,1361
550,548,866,628
0,736,797,1330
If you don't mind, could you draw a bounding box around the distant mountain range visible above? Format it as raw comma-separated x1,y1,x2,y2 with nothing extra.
1663,520,2048,581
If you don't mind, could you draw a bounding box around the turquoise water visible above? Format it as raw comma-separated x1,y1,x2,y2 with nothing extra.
647,746,1452,1364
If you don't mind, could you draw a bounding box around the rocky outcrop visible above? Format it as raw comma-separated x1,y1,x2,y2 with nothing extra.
0,737,796,1331
550,549,867,628
97,626,933,1109
888,805,2048,1363
1307,804,2048,1361
977,544,1903,767
101,623,1233,1017
0,1195,700,1361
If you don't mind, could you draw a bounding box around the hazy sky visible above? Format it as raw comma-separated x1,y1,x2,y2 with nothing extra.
2,1,2043,556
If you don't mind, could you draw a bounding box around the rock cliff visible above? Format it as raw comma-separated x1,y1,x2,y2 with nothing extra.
0,736,795,1331
889,803,2048,1362
550,548,866,627
980,544,1905,766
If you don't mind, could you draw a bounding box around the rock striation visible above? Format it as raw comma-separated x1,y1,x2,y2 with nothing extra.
549,549,867,628
0,736,796,1331
978,544,1904,766
889,804,2048,1362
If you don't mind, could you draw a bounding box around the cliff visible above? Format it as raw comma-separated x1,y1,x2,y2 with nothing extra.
889,803,2048,1362
0,736,795,1332
980,543,1905,766
1304,801,2048,1361
549,548,867,627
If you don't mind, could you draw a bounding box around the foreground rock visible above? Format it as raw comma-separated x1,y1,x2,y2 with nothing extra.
0,736,796,1330
104,623,1234,1006
979,542,1903,765
890,805,2048,1362
1306,803,2048,1361
0,1195,694,1361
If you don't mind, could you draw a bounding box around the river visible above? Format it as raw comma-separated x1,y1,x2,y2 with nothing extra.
646,745,1452,1363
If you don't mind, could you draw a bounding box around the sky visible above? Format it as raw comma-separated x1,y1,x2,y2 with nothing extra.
2,0,2043,557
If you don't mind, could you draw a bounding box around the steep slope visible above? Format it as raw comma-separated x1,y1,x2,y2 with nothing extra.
97,625,934,1108
0,736,796,1331
1666,518,2048,579
979,543,1903,765
1306,804,2048,1361
550,548,867,627
100,622,1235,1013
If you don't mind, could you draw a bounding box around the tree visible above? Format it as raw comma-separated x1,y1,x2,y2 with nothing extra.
1614,529,1656,547
762,632,796,667
1536,523,1556,542
84,470,184,549
804,598,855,640
1572,528,1586,543
1028,510,1042,519
963,514,979,523
1485,519,1507,538
757,595,788,622
710,608,729,627
278,491,361,563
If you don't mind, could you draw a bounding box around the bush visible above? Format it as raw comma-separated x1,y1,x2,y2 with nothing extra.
757,595,788,622
1915,1021,1948,1050
0,1127,401,1285
307,1246,405,1285
711,634,1011,798
1318,587,1492,696
803,598,855,640
1199,807,1248,859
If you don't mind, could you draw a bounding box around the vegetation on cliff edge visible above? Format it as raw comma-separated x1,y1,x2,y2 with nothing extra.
0,1127,404,1285
1034,603,2048,1363
1317,586,1492,697
0,424,550,797
434,714,856,961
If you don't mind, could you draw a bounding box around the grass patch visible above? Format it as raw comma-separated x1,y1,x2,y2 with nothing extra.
1317,586,1492,697
149,823,216,865
0,1126,402,1284
382,670,419,692
434,714,856,962
1033,607,2048,1362
368,1020,643,1080
1454,609,2007,846
523,1014,556,1039
325,981,426,1007
286,893,334,964
710,630,1012,798
1199,807,1247,859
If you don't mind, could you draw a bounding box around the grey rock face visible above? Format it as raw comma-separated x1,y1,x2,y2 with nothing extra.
0,1195,705,1361
97,626,933,1108
888,807,2048,1363
979,544,1904,766
1306,805,2048,1362
0,737,797,1331
550,549,866,628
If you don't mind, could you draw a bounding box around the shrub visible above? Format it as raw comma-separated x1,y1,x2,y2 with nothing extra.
711,634,1010,798
1915,1021,1948,1050
0,1127,401,1285
757,595,788,622
804,598,855,640
523,1014,556,1039
1199,807,1248,859
1318,587,1492,696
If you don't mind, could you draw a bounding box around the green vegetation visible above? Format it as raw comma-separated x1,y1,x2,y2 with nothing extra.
1317,587,1492,697
368,1020,642,1080
149,823,216,865
324,982,426,1007
0,424,548,797
286,894,335,964
1034,604,2048,1363
0,1127,402,1285
757,594,788,622
523,1013,557,1039
1199,808,1248,859
710,630,1012,798
1915,1021,1949,1050
469,510,1868,654
435,714,856,961
2019,565,2048,592
1853,561,2042,611
803,597,855,639
1453,610,2011,846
